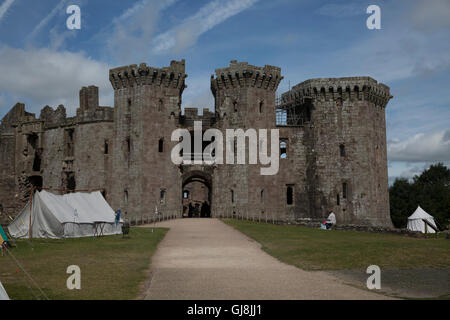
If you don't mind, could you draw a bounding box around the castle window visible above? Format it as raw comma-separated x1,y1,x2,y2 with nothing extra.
280,140,287,159
261,189,264,203
104,140,109,155
343,183,348,199
340,144,345,157
231,190,235,203
233,101,238,112
183,190,189,199
65,129,75,157
66,172,76,191
160,189,166,204
124,190,128,205
159,138,164,153
32,151,41,172
158,99,163,112
287,185,294,205
337,193,340,206
126,137,131,153
259,101,264,113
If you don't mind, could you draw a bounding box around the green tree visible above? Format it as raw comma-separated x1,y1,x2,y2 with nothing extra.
389,163,450,230
389,178,416,228
412,163,450,229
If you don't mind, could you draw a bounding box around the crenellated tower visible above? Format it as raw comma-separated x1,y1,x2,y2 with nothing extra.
109,60,187,219
211,60,283,219
283,77,393,226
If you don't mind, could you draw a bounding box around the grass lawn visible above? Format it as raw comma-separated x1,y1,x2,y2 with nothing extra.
0,227,167,300
223,219,450,271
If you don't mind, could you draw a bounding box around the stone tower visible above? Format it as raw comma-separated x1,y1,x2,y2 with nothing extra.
211,61,283,219
283,77,393,226
109,60,187,219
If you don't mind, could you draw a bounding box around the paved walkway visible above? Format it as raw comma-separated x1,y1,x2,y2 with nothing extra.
143,218,392,300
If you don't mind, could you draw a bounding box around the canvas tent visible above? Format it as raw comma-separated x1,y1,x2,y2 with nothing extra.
407,206,438,234
8,190,122,239
0,281,9,300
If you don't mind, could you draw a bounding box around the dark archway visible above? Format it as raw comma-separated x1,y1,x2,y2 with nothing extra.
182,170,212,218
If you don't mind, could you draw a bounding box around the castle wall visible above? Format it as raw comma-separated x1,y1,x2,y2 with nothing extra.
0,59,393,228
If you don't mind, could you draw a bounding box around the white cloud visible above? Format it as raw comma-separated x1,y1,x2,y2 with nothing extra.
388,129,450,162
0,0,15,22
152,0,259,55
0,46,111,116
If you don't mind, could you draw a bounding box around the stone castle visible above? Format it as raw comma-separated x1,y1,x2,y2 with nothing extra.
0,60,393,227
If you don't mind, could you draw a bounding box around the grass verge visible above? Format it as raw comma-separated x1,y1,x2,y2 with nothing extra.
0,227,167,300
222,219,450,271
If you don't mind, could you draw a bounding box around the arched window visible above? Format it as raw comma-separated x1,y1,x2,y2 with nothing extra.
183,190,189,199
124,190,128,205
158,138,164,153
287,185,294,205
158,99,163,112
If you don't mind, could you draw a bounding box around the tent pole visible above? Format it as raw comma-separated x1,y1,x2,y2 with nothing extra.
29,186,33,240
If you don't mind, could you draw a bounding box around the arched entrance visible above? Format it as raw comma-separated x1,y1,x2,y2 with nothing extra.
182,170,212,218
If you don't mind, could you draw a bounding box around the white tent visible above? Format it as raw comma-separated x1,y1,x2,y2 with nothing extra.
0,281,10,300
7,190,123,239
407,206,438,234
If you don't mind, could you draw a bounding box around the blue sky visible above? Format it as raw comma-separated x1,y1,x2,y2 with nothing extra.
0,0,449,183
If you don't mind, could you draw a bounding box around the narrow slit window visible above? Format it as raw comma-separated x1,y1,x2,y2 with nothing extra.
343,183,348,199
104,140,109,154
231,190,235,203
159,138,164,153
340,144,345,157
287,186,293,205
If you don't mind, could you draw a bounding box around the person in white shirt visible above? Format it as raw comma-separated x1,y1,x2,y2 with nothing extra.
325,211,336,229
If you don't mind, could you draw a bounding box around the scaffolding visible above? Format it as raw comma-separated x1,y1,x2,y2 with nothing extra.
275,93,312,127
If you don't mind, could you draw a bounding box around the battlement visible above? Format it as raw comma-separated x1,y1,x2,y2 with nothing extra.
109,59,187,90
283,77,392,108
181,108,216,128
40,105,67,127
211,60,283,92
79,86,99,111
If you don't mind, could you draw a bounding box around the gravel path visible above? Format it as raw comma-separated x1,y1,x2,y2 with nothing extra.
143,218,393,300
